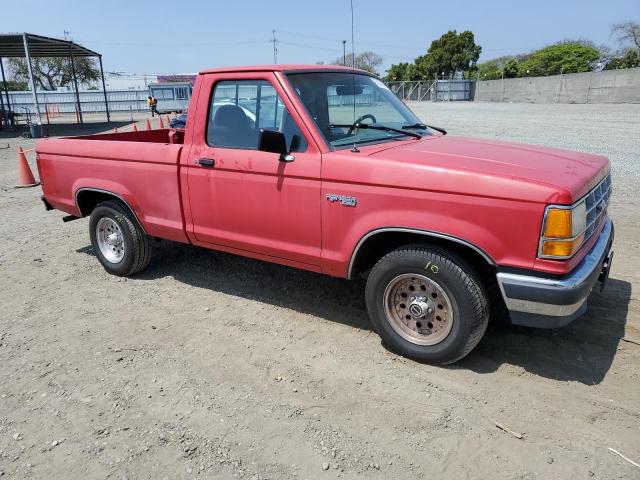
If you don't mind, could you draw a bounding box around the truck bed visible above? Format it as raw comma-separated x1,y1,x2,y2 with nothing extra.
36,130,188,243
65,129,185,144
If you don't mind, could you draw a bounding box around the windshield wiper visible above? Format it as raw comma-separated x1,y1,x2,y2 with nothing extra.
329,123,422,139
402,123,448,135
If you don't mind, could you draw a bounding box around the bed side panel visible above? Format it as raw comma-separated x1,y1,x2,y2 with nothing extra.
36,138,187,243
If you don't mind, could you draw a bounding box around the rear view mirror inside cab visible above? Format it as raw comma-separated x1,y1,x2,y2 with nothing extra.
336,85,364,95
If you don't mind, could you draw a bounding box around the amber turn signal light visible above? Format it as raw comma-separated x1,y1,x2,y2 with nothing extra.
543,208,572,238
540,234,584,258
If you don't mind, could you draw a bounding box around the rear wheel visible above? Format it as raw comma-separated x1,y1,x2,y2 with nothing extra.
89,200,152,276
365,245,489,364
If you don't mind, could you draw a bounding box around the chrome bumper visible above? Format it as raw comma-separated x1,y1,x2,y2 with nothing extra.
496,217,614,328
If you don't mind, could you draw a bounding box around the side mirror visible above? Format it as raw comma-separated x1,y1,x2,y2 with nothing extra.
258,129,294,162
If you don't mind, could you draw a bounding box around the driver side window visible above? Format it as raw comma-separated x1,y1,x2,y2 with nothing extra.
207,80,307,152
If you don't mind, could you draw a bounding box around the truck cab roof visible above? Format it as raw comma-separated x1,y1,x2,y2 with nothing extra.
198,64,372,75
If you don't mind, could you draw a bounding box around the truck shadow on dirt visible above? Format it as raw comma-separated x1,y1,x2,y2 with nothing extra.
78,241,631,385
459,277,631,384
125,242,371,332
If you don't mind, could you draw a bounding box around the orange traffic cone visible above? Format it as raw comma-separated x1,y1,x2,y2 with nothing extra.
132,123,138,132
158,116,165,129
145,118,152,131
114,127,119,133
15,147,39,188
165,114,170,125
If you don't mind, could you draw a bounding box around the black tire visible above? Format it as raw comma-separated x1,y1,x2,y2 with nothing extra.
365,245,489,365
89,200,152,276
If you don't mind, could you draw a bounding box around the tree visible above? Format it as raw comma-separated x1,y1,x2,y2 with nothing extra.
1,80,28,91
503,59,520,78
384,62,411,81
7,56,99,91
476,40,616,78
604,48,640,70
611,21,640,51
476,56,518,80
516,41,600,76
595,45,616,69
385,30,481,81
333,51,383,75
415,30,482,79
606,21,640,70
477,58,504,80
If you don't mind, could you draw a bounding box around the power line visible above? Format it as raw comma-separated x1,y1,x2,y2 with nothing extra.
278,40,413,60
81,39,267,47
279,30,417,51
278,30,342,43
80,31,536,66
277,29,547,55
84,27,419,54
278,40,342,53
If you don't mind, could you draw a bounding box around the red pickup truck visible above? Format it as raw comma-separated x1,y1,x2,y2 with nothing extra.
36,65,614,364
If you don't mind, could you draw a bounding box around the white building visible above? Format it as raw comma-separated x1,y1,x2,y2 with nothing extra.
98,72,197,91
101,72,160,90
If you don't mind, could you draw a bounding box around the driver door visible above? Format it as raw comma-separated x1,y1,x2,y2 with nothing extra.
184,72,322,269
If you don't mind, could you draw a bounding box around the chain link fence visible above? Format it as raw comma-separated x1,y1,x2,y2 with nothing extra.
387,80,475,102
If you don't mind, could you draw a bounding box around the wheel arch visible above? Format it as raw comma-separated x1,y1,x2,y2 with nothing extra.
348,228,496,280
75,188,146,234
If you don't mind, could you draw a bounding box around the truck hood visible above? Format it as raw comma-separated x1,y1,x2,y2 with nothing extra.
368,135,610,202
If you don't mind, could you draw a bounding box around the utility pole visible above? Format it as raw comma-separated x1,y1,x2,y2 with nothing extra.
342,40,346,66
271,30,278,64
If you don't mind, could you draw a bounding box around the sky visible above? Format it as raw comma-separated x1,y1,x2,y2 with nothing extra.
4,0,639,75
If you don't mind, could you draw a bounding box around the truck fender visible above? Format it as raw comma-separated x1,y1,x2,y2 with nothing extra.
74,186,145,233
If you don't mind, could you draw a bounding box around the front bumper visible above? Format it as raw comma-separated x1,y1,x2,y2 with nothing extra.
496,217,614,328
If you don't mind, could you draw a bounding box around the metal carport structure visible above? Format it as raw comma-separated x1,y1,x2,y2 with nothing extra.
0,33,110,132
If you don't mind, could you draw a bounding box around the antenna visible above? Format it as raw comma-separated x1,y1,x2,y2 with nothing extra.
350,0,355,68
349,0,359,153
63,30,70,41
271,30,278,64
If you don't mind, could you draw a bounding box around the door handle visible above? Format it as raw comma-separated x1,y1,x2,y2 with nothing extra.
197,158,215,167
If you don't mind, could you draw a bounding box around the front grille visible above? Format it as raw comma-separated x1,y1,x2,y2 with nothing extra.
583,173,612,243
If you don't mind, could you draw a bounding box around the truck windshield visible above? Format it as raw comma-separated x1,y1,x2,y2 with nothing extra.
286,72,429,149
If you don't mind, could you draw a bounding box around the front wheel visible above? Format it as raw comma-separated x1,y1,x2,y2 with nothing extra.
365,245,489,364
89,200,152,276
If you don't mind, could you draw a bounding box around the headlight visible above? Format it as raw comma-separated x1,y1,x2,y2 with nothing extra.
539,201,587,259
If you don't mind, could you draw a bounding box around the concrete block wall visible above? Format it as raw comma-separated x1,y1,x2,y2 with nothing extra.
475,67,640,103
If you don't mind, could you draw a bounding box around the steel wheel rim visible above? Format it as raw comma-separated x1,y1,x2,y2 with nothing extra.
96,217,125,264
383,273,454,346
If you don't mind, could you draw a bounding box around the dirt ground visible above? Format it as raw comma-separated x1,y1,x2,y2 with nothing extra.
1,103,639,480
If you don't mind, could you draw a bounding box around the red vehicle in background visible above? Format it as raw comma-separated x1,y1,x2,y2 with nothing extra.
35,65,614,364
